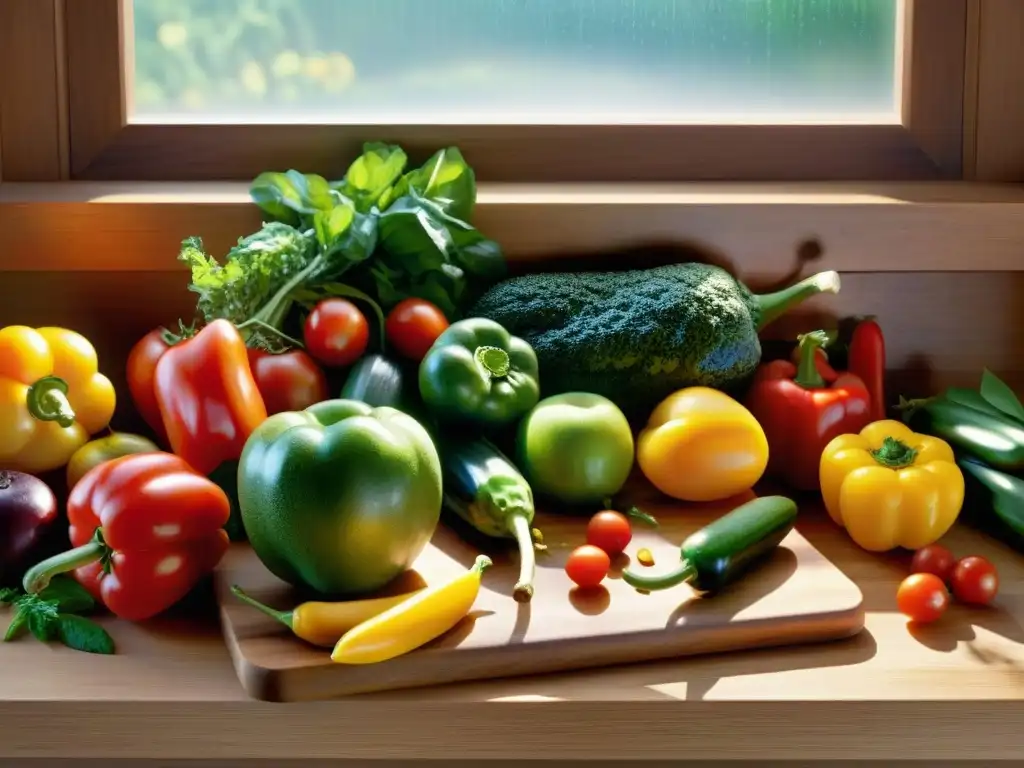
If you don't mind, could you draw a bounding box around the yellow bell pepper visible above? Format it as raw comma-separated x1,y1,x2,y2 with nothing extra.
637,387,769,502
819,419,964,552
0,326,116,474
331,555,491,665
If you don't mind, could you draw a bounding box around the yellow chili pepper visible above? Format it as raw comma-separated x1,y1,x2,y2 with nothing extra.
0,327,116,474
230,585,424,648
331,555,492,665
819,419,965,552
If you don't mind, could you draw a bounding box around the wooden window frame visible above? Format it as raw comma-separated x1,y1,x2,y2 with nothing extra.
59,0,969,183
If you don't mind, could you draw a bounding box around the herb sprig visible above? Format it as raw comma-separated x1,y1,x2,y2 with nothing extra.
0,576,114,655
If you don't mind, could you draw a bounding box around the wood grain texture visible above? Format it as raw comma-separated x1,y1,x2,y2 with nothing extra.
970,0,1024,181
3,181,1024,273
0,0,69,181
215,496,864,702
0,506,1020,761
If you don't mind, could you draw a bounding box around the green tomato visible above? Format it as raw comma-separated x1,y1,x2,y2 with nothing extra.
516,393,635,505
66,433,160,491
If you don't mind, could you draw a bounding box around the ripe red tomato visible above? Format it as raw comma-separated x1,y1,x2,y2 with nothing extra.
126,328,172,444
385,298,449,362
586,510,632,556
565,545,611,589
303,299,369,368
910,544,956,583
247,348,329,415
950,556,999,606
896,573,949,624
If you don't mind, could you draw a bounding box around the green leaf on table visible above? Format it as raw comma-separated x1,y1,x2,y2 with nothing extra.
56,614,115,655
25,598,59,642
335,142,408,214
979,369,1024,423
4,608,27,641
39,576,96,615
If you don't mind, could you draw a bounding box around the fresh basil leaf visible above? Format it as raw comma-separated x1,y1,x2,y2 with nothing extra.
250,172,304,226
391,147,477,222
313,205,354,251
39,576,96,615
378,195,454,275
57,614,115,655
337,142,408,214
285,170,335,218
3,607,27,641
25,599,59,642
979,369,1024,424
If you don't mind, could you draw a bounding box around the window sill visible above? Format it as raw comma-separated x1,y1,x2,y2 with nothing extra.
2,180,1024,274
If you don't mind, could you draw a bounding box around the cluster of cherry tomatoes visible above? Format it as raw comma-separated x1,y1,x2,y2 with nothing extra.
303,296,450,368
896,543,999,624
563,510,638,589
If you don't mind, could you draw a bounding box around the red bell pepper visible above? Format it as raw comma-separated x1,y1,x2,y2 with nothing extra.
246,347,328,415
745,330,873,491
847,318,887,422
21,452,230,621
153,319,268,476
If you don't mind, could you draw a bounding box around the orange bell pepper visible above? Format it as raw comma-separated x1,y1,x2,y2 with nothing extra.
0,326,116,473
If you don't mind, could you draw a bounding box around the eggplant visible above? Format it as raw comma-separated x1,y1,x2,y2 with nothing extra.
0,471,58,582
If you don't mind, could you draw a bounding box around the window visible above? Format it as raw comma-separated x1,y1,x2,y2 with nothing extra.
10,0,1020,183
131,0,898,124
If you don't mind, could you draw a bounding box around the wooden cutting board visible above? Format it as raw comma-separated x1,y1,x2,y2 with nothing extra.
214,492,865,702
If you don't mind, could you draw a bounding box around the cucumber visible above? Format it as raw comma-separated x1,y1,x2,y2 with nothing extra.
436,434,537,602
903,396,1024,472
958,457,1024,553
622,495,798,593
339,355,405,409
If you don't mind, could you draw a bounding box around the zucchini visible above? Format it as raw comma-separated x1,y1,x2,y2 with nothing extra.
339,355,405,409
622,496,798,593
436,434,537,603
958,457,1024,553
903,395,1024,472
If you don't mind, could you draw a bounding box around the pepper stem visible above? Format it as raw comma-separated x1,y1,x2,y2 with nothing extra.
755,270,841,331
26,376,76,428
793,330,831,389
507,512,536,603
230,585,294,630
622,559,698,592
870,436,918,469
472,554,494,574
474,346,511,378
22,530,109,595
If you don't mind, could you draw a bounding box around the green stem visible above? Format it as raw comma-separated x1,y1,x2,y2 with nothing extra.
250,254,324,330
230,585,294,630
25,376,76,428
471,555,494,574
755,271,841,331
23,536,107,595
475,346,511,378
793,330,831,389
870,436,918,469
507,512,536,603
622,559,698,591
235,318,305,350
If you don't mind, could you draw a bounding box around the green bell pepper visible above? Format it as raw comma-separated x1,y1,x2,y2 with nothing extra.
418,318,540,427
237,399,443,597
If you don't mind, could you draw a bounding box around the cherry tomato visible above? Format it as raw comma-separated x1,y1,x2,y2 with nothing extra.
303,299,369,368
909,544,956,583
247,348,329,415
586,510,632,556
896,573,949,624
385,298,449,362
951,556,999,606
565,545,611,589
126,328,172,444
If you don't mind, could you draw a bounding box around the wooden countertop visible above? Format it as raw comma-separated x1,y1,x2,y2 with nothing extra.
1,508,1022,762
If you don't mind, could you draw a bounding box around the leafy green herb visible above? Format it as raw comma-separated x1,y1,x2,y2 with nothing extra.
179,142,505,348
979,369,1024,424
1,578,114,655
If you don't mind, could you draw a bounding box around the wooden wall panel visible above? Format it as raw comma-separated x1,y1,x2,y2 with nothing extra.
1,270,1020,432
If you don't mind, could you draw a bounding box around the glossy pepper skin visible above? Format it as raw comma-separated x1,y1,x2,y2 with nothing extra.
746,330,872,491
419,318,540,427
22,452,231,621
0,326,116,474
819,420,965,552
238,399,443,596
154,320,268,476
126,328,173,445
